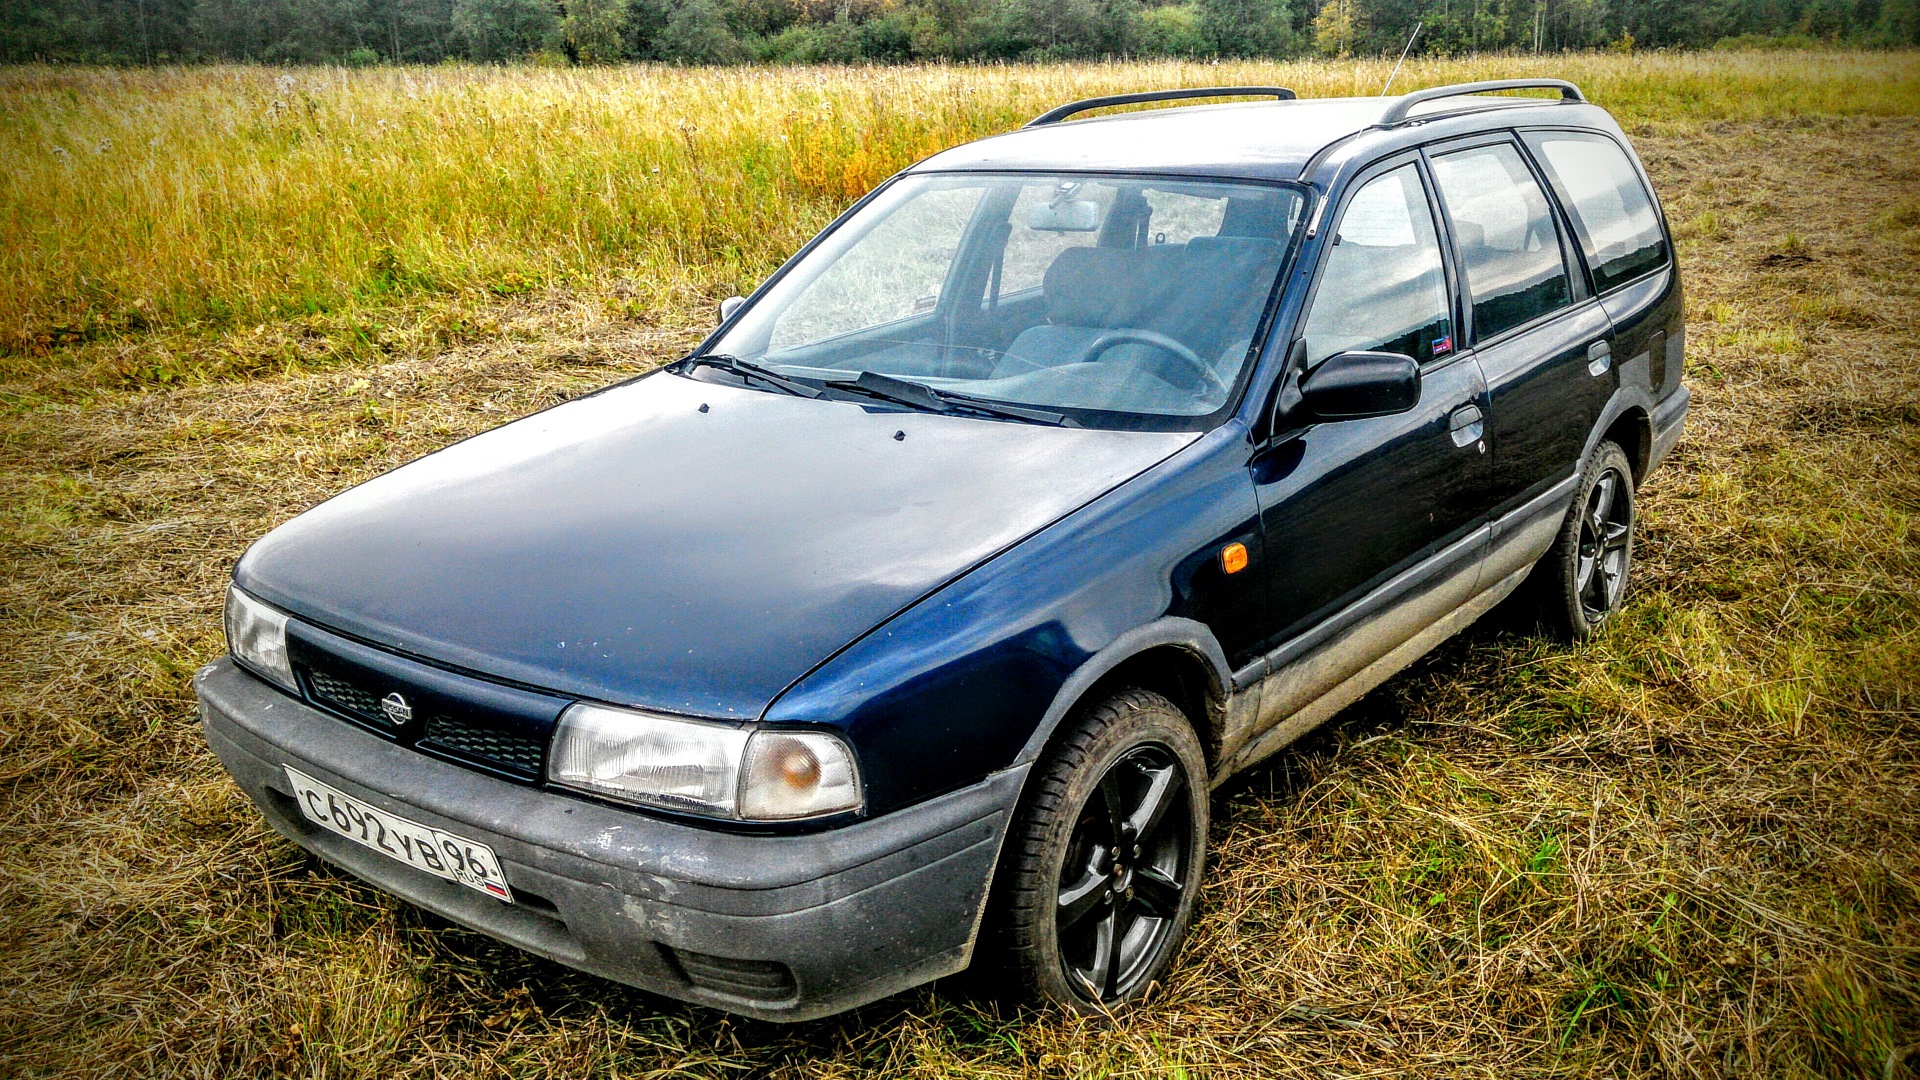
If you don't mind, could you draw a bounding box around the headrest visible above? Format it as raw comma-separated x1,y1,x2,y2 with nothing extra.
1044,247,1141,327
1183,235,1282,267
1218,195,1290,240
1042,239,1283,331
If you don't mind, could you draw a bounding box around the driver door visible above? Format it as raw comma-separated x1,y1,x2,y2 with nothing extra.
1247,156,1493,684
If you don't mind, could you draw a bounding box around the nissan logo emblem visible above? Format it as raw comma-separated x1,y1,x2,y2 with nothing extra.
380,692,413,726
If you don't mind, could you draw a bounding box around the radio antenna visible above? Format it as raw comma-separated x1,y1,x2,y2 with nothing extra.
1381,20,1423,96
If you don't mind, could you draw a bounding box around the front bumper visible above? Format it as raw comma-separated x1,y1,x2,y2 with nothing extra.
197,658,1024,1021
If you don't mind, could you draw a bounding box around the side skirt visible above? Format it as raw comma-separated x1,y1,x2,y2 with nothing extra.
1214,562,1530,782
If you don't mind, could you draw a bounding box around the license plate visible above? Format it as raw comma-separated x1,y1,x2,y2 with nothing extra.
284,765,513,904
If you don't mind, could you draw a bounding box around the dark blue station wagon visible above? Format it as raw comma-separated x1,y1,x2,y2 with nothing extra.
200,80,1687,1020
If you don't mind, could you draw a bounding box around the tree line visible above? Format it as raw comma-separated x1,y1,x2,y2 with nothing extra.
6,0,1917,65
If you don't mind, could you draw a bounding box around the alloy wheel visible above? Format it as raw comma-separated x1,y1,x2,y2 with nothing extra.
1574,465,1633,622
1055,743,1192,1003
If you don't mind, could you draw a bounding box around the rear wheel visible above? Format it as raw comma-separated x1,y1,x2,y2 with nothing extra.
987,688,1207,1013
1535,440,1636,640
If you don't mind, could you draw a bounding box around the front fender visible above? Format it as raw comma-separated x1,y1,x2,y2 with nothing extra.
764,424,1262,817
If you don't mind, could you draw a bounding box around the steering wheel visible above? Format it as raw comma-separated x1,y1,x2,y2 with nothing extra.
1083,329,1230,402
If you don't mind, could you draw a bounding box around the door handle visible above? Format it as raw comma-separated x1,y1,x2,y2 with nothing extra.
1587,340,1613,376
1448,403,1484,448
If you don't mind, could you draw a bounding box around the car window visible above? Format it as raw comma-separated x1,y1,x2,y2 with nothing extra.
999,185,1237,295
710,173,1305,428
999,183,1109,295
769,185,983,348
1524,131,1668,293
1300,164,1454,367
1430,142,1573,341
1142,188,1228,246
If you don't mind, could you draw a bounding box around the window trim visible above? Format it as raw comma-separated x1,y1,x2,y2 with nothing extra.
1420,132,1586,351
1412,152,1471,375
1516,126,1674,298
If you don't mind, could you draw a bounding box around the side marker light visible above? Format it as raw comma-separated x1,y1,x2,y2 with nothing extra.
1221,542,1249,575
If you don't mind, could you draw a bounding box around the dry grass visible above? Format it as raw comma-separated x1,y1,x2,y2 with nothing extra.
1,58,1919,1078
4,52,1919,392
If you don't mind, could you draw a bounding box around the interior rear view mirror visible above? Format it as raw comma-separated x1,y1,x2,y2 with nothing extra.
1299,350,1421,421
1027,200,1101,232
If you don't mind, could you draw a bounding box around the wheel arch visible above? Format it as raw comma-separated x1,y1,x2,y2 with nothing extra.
1013,618,1232,778
1603,406,1652,484
1586,393,1654,487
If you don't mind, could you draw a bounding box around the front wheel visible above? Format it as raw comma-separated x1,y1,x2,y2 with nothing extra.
1534,440,1636,640
986,688,1208,1013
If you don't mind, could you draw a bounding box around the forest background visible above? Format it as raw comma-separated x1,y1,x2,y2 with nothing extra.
9,0,1920,69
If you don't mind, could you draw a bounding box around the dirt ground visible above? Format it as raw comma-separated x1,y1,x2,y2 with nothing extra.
1,117,1917,1078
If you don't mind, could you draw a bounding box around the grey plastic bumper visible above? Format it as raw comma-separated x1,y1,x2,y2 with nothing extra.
1649,383,1689,472
196,658,1024,1021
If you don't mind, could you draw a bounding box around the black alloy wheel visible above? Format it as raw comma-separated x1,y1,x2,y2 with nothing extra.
1535,439,1637,640
1575,463,1633,623
986,688,1208,1014
1055,743,1192,1002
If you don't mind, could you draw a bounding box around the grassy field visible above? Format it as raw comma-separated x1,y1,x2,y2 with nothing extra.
5,52,1920,391
2,53,1918,1078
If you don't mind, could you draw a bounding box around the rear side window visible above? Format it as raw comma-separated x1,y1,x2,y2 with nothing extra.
1430,143,1572,342
1300,164,1454,367
1525,131,1668,292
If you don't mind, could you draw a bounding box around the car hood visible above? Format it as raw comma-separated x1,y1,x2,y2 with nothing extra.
236,370,1194,719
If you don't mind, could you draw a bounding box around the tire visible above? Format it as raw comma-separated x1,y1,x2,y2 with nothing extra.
1534,440,1637,640
985,688,1208,1014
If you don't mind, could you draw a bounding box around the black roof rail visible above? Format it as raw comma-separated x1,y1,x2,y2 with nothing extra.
1024,86,1296,129
1377,78,1584,127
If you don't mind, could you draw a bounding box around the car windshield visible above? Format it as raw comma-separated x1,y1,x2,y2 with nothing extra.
705,172,1306,428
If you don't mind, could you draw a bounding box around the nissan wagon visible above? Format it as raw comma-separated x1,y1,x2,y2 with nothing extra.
199,78,1687,1019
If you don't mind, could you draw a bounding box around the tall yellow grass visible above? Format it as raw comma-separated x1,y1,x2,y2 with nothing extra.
3,52,1917,369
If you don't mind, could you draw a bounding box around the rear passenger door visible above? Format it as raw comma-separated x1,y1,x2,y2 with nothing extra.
1428,136,1612,518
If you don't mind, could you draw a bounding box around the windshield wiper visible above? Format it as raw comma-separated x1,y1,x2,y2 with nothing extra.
682,353,821,398
824,370,1073,427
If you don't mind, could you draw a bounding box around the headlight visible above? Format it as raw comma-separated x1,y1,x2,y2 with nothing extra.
548,702,862,822
223,585,296,693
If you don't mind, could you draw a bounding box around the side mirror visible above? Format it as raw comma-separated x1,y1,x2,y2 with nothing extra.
718,295,745,325
1298,350,1421,421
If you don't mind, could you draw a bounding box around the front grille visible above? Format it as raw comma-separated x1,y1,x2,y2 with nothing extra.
666,948,797,1002
284,619,569,789
306,667,389,726
421,712,545,779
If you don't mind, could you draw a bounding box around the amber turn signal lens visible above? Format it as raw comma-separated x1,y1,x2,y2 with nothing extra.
1221,542,1249,574
773,742,822,789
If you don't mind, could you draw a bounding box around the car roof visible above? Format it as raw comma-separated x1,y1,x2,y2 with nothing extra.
910,94,1619,184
